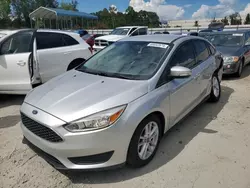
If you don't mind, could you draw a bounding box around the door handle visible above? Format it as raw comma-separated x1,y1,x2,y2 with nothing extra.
17,61,26,66
64,52,72,55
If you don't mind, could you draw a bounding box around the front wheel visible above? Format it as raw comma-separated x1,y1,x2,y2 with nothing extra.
208,74,221,103
236,60,243,77
127,115,162,168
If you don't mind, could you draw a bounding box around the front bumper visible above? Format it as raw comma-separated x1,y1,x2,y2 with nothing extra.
20,102,130,170
223,62,239,74
93,45,105,53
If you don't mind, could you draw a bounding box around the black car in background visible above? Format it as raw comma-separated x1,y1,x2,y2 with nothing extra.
199,30,250,77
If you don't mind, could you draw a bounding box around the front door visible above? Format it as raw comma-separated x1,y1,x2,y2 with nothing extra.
168,40,202,126
0,30,34,94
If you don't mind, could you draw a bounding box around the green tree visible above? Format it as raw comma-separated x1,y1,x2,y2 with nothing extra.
60,0,78,11
244,14,250,24
221,16,229,25
229,12,242,25
11,0,59,27
0,0,11,28
194,20,199,27
0,0,11,18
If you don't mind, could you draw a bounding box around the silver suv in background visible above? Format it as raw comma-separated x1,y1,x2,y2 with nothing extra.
0,29,92,94
20,35,223,170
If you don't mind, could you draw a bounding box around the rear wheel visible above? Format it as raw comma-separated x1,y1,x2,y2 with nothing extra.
127,115,162,168
208,74,221,103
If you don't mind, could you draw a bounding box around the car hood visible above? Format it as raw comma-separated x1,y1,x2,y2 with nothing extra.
24,70,148,122
215,46,241,56
95,35,127,42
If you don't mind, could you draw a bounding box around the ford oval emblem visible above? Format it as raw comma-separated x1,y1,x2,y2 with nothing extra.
32,110,38,115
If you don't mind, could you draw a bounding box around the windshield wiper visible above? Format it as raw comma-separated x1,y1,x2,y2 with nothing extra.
111,73,137,80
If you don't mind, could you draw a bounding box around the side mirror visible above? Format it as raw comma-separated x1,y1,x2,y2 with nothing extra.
170,66,192,78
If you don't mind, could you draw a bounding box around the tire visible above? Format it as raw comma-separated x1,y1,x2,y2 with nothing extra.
127,115,163,168
67,59,85,71
236,60,243,78
208,74,221,103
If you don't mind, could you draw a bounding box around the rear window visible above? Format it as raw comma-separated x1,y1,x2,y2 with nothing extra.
62,34,79,46
81,34,92,40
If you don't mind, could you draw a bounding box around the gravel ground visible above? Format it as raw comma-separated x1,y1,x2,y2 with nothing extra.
1,66,250,188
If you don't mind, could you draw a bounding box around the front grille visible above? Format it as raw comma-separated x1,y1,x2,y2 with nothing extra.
21,113,63,143
94,40,108,46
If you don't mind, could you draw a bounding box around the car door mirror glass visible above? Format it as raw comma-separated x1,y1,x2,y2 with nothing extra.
170,66,192,78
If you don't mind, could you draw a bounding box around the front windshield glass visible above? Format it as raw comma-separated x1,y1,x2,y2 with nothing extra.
110,28,130,35
77,41,169,80
201,33,244,47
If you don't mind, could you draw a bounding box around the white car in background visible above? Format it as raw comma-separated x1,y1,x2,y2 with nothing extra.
93,26,148,52
0,29,92,94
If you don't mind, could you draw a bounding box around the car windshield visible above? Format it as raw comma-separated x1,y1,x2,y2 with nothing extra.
76,41,169,80
110,28,130,35
202,33,244,47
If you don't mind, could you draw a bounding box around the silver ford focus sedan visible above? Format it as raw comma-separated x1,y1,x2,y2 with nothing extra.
20,35,223,170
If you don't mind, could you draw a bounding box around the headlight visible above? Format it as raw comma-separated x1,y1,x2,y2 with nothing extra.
223,56,239,63
64,105,126,132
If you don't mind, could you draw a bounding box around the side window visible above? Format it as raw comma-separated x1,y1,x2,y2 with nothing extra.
0,31,33,55
138,28,147,35
62,34,79,46
36,32,64,50
245,32,250,45
205,41,216,55
170,41,196,69
209,44,216,55
193,40,210,63
131,30,139,36
128,28,137,35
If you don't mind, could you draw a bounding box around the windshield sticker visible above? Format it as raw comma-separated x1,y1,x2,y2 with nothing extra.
147,43,168,49
233,33,243,36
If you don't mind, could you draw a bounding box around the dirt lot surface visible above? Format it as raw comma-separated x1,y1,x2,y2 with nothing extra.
1,66,250,188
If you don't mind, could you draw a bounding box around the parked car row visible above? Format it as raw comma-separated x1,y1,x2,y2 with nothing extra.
2,26,249,171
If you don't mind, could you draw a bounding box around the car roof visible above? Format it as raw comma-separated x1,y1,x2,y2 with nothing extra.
200,30,250,35
120,34,183,43
117,26,148,29
37,29,80,37
0,29,25,35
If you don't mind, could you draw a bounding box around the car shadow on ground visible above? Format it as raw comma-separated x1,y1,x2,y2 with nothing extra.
61,85,234,184
0,115,21,129
223,63,250,81
0,95,25,109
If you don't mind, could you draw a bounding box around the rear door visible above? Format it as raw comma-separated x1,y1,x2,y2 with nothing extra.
0,30,34,93
193,39,214,98
36,32,79,83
